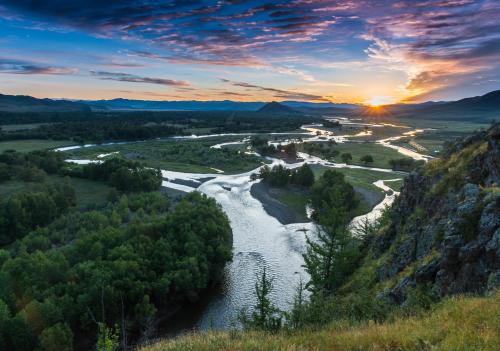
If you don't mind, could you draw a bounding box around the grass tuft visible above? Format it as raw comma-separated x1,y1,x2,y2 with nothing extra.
140,292,499,351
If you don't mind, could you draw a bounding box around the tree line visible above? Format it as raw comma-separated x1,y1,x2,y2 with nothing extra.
0,111,320,143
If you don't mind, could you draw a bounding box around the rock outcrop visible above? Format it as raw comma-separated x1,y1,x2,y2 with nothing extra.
371,123,499,304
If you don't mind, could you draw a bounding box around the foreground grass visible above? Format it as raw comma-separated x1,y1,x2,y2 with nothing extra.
141,293,499,351
0,139,73,153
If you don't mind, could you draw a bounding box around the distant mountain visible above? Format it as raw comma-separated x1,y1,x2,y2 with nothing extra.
0,93,90,113
258,101,297,114
84,99,265,111
383,90,500,122
81,98,358,112
280,101,359,110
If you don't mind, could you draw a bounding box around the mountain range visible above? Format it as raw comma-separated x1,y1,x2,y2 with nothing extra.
0,93,90,113
0,90,499,122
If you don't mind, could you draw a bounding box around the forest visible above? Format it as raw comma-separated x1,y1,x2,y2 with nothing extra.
0,150,233,350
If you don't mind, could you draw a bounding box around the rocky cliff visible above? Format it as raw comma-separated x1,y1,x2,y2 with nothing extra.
360,123,499,304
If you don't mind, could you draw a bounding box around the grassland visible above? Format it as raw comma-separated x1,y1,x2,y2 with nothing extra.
140,292,499,351
332,142,406,168
393,118,492,154
0,139,73,153
0,175,112,208
269,186,310,222
64,137,267,173
312,166,404,193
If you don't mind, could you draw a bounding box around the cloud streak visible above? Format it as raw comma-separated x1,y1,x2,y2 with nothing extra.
91,71,189,87
0,57,76,75
220,79,326,101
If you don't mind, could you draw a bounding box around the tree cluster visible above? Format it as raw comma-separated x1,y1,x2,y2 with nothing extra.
71,159,162,193
0,192,232,350
259,164,314,188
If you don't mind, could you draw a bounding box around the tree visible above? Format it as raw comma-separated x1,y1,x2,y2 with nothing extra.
291,163,315,187
39,323,73,351
340,153,352,164
240,268,281,332
305,170,361,295
360,154,374,165
310,170,358,223
96,323,119,351
285,279,307,329
303,223,359,295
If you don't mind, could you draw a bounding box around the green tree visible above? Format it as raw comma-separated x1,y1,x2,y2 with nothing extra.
241,268,282,332
310,170,358,223
96,323,119,351
39,323,73,351
285,279,307,329
340,153,352,164
291,163,315,187
303,224,359,295
360,154,374,165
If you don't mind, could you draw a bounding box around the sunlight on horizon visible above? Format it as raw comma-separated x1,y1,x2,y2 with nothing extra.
366,96,395,107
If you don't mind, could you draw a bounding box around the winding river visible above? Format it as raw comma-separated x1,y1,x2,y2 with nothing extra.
56,121,431,332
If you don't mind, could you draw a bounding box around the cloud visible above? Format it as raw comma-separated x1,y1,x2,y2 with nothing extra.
361,0,500,100
90,71,189,87
220,78,326,101
0,1,353,66
2,0,500,101
0,57,76,75
131,50,264,67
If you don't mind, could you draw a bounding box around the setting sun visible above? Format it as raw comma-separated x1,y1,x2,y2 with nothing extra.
366,96,394,107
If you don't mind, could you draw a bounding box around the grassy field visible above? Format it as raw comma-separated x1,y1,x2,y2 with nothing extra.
393,119,492,154
332,142,406,168
269,186,310,222
0,175,112,208
141,293,499,351
65,137,266,174
0,139,73,153
312,165,405,193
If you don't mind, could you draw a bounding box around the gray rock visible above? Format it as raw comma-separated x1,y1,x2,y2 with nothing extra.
415,259,441,283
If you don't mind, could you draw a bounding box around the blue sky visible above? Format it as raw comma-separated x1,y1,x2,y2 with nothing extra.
1,0,499,103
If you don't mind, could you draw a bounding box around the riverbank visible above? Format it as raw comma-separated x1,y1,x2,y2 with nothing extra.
250,180,384,226
250,182,309,224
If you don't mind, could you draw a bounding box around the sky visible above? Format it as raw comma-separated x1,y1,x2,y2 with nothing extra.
0,0,499,104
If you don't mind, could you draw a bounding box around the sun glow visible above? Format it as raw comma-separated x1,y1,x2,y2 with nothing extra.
366,96,394,107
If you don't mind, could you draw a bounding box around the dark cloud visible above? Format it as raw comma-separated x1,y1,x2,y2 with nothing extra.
0,1,352,64
0,57,75,75
91,71,189,86
220,78,325,101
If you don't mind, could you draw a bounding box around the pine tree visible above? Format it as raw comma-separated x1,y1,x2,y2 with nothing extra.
303,223,359,296
240,267,282,332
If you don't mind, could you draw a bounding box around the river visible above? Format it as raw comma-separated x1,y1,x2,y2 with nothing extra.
56,121,431,332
